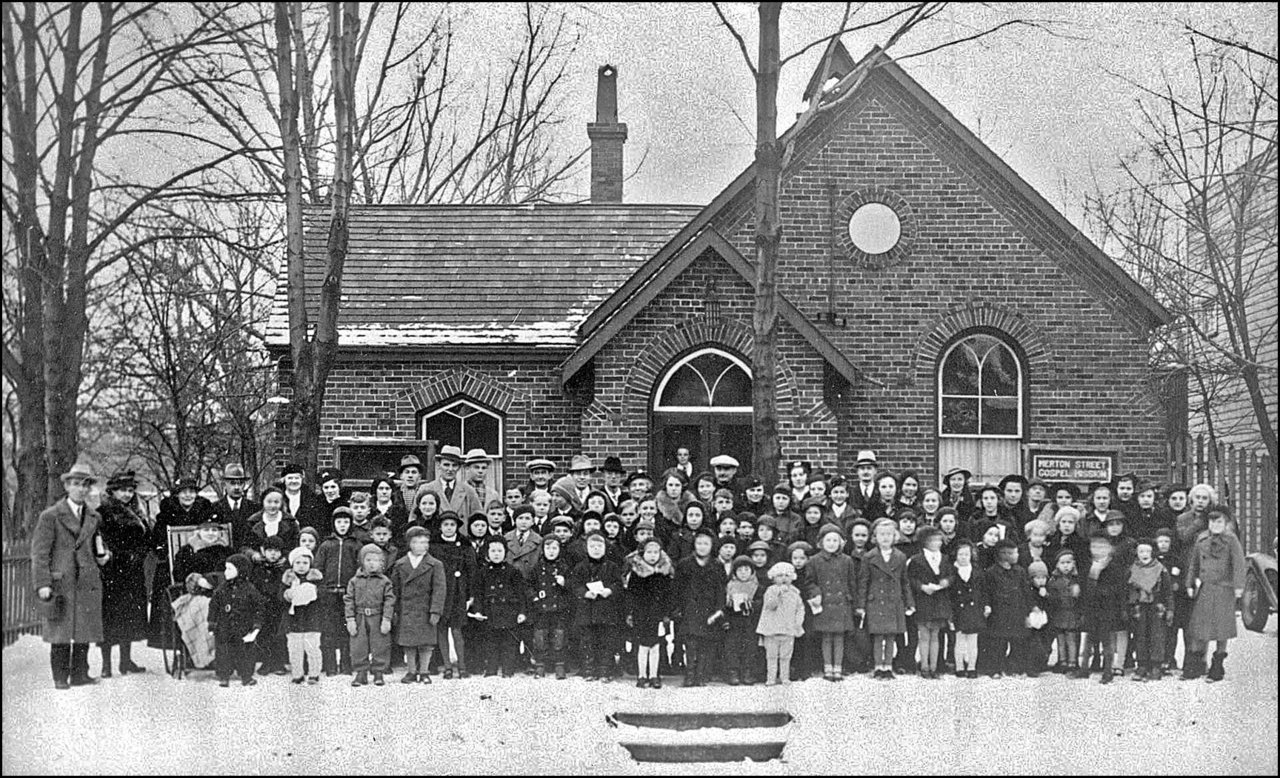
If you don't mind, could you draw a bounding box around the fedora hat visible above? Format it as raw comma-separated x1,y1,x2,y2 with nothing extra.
221,463,248,481
398,454,424,474
855,449,878,466
568,454,595,473
463,448,490,465
106,470,138,490
435,445,464,464
602,456,626,474
942,466,971,481
60,463,97,485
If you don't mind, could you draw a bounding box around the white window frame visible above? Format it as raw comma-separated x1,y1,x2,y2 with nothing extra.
419,398,505,457
653,347,753,413
937,333,1023,439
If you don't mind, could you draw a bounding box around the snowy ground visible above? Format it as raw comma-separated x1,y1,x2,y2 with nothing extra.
3,616,1276,775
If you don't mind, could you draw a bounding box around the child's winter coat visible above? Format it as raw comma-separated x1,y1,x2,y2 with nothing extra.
1186,530,1246,642
250,557,288,633
907,550,954,625
1046,570,1083,631
529,555,573,617
390,552,448,646
673,555,726,639
980,563,1033,639
475,560,528,630
809,548,860,633
756,582,805,637
571,554,625,629
1080,558,1127,634
343,568,396,625
624,553,673,643
949,565,985,633
280,568,324,633
724,575,764,635
314,531,361,592
429,536,476,629
857,548,915,635
208,576,264,641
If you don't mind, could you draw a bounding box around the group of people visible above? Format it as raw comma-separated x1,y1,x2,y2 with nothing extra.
30,444,1248,691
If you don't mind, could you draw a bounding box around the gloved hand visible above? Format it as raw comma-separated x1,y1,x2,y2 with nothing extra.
1164,609,1175,626
380,619,392,635
346,619,358,637
429,614,441,627
37,587,52,601
516,613,527,624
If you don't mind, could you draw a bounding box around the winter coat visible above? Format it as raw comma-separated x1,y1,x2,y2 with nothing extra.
390,552,447,646
674,556,726,639
210,495,261,551
97,496,151,644
504,529,543,578
371,502,410,543
809,550,860,633
343,570,396,621
30,498,106,644
771,510,804,545
283,491,324,534
668,527,699,564
528,557,573,616
724,579,764,635
248,514,300,552
625,564,673,640
572,555,624,628
907,551,954,624
313,532,361,592
857,548,915,635
980,563,1033,638
474,561,527,630
423,477,483,525
430,536,476,626
940,486,977,524
280,568,325,633
1046,571,1083,630
949,565,986,633
756,583,806,637
1080,558,1128,634
173,537,232,587
250,558,289,635
151,495,216,565
315,497,349,539
997,503,1032,540
1186,531,1246,642
1016,543,1051,572
208,576,264,641
1044,530,1090,568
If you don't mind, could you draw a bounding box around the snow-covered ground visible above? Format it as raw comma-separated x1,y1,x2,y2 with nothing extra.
3,616,1276,775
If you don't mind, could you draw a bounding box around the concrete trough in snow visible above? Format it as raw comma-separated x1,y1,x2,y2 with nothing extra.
612,710,792,763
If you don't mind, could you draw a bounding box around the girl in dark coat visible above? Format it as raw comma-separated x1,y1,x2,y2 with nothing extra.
857,519,915,680
208,553,265,686
1075,534,1128,683
471,537,529,676
624,538,674,687
908,527,954,679
948,540,985,677
723,556,765,685
1046,549,1083,673
147,480,215,648
978,539,1033,678
1045,506,1091,569
810,524,859,681
673,530,726,687
528,536,573,679
97,473,152,676
430,513,476,678
571,533,625,680
280,547,325,683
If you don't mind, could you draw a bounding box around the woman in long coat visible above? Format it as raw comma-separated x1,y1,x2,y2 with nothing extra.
147,478,215,647
31,464,109,689
96,471,152,675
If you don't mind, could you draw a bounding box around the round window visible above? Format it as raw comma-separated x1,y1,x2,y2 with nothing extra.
847,202,901,255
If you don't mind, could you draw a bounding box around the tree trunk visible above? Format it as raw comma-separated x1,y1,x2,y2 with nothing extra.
751,2,783,484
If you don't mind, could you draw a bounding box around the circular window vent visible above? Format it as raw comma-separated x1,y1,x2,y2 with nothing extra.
847,202,901,255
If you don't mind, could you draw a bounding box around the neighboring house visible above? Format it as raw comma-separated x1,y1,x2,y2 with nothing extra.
266,47,1174,490
1183,151,1278,452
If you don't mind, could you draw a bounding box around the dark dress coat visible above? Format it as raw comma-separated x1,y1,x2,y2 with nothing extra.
809,549,859,633
625,569,673,644
674,556,726,639
979,563,1033,639
283,490,324,534
948,566,986,634
571,555,625,628
430,535,477,627
96,496,151,644
1044,530,1091,568
250,558,289,637
208,576,264,641
248,513,300,552
857,548,915,635
210,495,261,551
389,552,448,646
475,561,527,630
528,556,573,619
30,498,106,644
1080,557,1128,634
907,551,955,625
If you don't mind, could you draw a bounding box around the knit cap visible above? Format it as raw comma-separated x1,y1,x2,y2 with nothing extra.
226,553,252,578
1027,560,1049,579
298,526,320,544
358,543,385,568
787,540,813,556
768,561,796,581
287,547,313,566
731,555,754,572
636,517,656,531
747,540,772,554
818,522,845,543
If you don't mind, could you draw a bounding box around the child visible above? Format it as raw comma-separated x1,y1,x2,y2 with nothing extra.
754,516,785,563
741,477,769,516
529,536,573,679
770,486,803,544
1017,520,1052,570
978,539,1032,678
1128,538,1173,681
1155,528,1186,672
431,513,475,678
757,562,805,685
208,553,264,687
1025,560,1052,676
1182,508,1245,682
857,519,914,680
571,532,624,681
973,486,1016,543
281,546,324,684
735,514,757,546
1046,549,1083,674
716,535,739,577
712,489,738,531
625,538,673,688
907,526,953,679
810,523,859,682
674,529,726,687
504,505,542,579
799,500,827,548
250,536,289,675
1075,534,1127,683
867,472,899,521
948,541,984,678
894,509,920,557
917,488,943,527
345,544,396,687
788,541,822,679
468,513,495,565
470,537,528,677
974,522,1003,570
747,540,774,583
349,492,374,543
938,509,962,559
723,556,765,685
845,519,871,557
1045,506,1090,569
298,526,320,556
487,500,510,537
827,478,854,526
716,513,739,541
390,527,447,684
313,510,361,675
406,488,440,538
368,517,397,561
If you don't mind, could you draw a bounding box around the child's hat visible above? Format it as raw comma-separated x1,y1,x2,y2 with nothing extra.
225,553,252,578
787,540,813,556
748,540,772,554
716,535,739,552
404,526,429,543
772,482,792,496
299,526,320,543
1154,526,1175,540
288,547,313,565
358,543,385,567
801,496,827,512
731,555,754,572
1027,560,1049,578
767,561,796,580
756,514,778,529
1104,509,1126,524
485,535,509,551
261,535,287,552
437,511,461,526
468,511,490,528
1052,548,1076,565
818,523,845,543
635,517,656,531
512,503,535,520
331,505,354,521
548,515,575,532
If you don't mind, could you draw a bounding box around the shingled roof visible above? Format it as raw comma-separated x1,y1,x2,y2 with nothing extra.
264,204,701,350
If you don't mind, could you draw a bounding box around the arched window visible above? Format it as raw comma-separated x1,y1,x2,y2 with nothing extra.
653,348,752,412
938,332,1024,484
419,398,504,494
650,347,753,476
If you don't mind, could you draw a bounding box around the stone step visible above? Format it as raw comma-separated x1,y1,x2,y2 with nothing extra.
612,711,793,730
617,741,788,763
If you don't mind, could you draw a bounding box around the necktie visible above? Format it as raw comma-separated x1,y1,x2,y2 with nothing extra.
445,481,454,503
520,532,527,546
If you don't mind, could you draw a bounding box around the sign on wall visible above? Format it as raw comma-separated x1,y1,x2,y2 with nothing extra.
1026,448,1118,484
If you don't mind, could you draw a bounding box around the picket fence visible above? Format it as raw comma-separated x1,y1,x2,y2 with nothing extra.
1167,434,1278,554
3,541,40,647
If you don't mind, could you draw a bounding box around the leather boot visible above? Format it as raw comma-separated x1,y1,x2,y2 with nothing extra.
554,662,567,680
100,646,113,678
1180,653,1204,681
1206,652,1227,682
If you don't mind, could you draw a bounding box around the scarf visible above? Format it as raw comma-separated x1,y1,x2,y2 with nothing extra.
726,577,759,608
955,564,972,583
104,495,151,531
923,548,942,575
1129,559,1164,601
655,492,684,527
628,550,674,578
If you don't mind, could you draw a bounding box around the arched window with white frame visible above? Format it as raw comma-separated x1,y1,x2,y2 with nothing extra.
937,330,1024,485
419,398,504,496
649,346,754,475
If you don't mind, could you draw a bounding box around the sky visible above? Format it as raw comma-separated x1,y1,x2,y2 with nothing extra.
446,2,1277,229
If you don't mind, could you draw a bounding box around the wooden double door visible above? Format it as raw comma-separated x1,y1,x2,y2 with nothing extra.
650,412,753,480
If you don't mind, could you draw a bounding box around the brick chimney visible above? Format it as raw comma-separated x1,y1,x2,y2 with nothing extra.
587,65,627,203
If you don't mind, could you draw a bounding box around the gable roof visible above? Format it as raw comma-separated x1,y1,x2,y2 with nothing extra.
264,204,700,349
559,227,864,387
577,46,1171,344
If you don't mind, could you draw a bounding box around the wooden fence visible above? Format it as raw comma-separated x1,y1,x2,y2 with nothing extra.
1167,434,1278,554
3,540,41,647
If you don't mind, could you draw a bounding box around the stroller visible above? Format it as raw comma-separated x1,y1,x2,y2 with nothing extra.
162,523,231,679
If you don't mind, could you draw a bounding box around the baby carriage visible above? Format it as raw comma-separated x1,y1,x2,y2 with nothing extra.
163,523,231,679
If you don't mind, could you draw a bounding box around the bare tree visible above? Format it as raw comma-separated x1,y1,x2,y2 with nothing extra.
1085,31,1277,475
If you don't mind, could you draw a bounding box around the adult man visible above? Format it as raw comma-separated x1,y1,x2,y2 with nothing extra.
525,458,556,496
397,455,425,509
424,445,482,524
709,454,743,504
32,463,111,689
551,455,596,515
673,448,695,480
600,456,627,513
211,463,259,550
849,450,880,515
464,449,492,508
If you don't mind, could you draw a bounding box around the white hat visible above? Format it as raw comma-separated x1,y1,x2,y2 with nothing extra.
288,547,313,565
463,448,490,465
856,449,878,466
709,455,740,468
568,454,595,473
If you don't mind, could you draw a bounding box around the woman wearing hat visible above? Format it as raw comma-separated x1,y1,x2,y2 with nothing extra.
97,471,152,676
31,464,111,689
940,467,977,524
147,475,215,649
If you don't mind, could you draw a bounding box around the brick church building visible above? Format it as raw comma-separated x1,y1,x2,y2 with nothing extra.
267,46,1175,495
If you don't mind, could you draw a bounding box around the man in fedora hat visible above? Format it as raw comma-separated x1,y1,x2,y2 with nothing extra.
464,449,492,507
397,454,426,510
551,455,595,515
32,463,112,689
850,450,880,515
709,454,744,501
423,446,482,527
211,463,259,551
600,456,627,513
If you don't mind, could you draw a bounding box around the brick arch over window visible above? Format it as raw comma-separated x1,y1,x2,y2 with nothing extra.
396,366,519,416
912,302,1052,382
621,317,799,417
